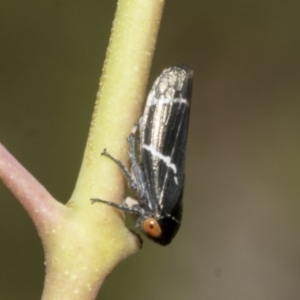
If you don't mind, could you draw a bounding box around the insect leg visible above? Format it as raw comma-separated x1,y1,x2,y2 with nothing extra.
127,126,141,180
101,148,138,191
91,197,142,215
127,126,149,203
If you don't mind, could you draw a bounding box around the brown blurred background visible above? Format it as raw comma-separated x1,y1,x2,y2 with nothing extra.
1,0,300,299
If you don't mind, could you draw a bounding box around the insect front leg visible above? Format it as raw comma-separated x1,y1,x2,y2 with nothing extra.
101,148,138,192
91,197,142,215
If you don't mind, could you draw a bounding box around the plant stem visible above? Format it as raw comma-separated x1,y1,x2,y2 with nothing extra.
0,0,165,299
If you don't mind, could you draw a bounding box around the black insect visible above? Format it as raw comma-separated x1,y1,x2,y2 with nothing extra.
91,65,193,245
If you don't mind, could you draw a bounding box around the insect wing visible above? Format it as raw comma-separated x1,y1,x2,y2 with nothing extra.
139,65,193,214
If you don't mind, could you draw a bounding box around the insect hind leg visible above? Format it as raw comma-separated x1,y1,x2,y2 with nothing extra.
126,124,149,203
101,148,137,191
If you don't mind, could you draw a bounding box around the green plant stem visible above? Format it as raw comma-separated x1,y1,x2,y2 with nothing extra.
0,0,165,299
42,0,166,299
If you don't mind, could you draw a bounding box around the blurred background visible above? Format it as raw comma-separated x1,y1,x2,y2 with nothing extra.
1,0,300,299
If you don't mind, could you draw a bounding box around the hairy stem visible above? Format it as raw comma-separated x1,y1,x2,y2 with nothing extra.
0,0,165,299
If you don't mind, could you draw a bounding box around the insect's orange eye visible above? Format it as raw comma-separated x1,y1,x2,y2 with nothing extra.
142,218,162,238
